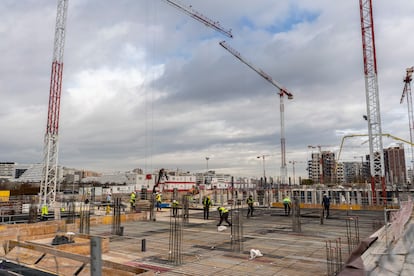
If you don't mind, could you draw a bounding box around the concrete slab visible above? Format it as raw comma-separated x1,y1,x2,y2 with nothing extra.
88,207,387,275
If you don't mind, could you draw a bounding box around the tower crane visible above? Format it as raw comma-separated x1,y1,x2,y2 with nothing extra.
359,0,386,203
400,66,414,180
40,0,69,207
161,0,233,38
219,41,293,185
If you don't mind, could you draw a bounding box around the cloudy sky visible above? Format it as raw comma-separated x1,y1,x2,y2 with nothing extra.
1,0,414,181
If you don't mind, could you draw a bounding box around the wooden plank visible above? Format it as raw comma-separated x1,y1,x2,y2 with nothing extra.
7,240,147,274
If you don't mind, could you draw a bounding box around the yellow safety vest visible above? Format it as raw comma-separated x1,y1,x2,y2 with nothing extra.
218,207,228,213
41,205,49,216
283,197,291,204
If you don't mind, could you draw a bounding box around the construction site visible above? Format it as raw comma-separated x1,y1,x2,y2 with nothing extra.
2,0,414,275
0,192,413,275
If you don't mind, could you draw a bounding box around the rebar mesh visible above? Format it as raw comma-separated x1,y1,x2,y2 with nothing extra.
111,196,122,235
346,216,360,255
168,204,183,265
326,238,344,276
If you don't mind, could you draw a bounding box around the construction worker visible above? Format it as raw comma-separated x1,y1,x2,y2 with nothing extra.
156,193,162,211
41,205,49,221
106,193,112,203
202,195,212,220
130,191,136,211
246,195,254,217
283,195,291,216
217,206,232,227
172,199,179,217
322,193,331,219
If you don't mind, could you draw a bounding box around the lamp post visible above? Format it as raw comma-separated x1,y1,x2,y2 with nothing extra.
257,155,270,208
289,160,297,185
257,155,268,185
205,157,210,172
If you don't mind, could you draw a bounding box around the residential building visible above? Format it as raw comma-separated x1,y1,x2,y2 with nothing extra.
308,153,321,183
383,145,407,187
0,162,15,180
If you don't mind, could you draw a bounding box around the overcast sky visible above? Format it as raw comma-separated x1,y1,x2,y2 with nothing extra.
1,0,414,181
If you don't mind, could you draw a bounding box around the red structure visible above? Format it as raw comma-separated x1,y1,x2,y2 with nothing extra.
40,0,69,207
359,0,386,203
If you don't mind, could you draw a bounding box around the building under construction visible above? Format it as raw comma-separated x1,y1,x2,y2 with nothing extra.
2,0,414,274
0,190,413,275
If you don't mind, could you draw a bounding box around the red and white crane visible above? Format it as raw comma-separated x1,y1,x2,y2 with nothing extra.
219,41,293,185
161,0,233,38
40,0,69,207
359,0,386,203
401,66,414,180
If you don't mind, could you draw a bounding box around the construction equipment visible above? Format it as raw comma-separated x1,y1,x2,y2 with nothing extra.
400,66,414,180
40,0,69,207
219,41,293,185
337,133,414,164
358,0,386,203
161,0,233,38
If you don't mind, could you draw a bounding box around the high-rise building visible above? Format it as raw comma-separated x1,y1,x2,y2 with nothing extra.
383,146,407,187
308,153,321,183
0,162,15,180
307,151,336,184
321,151,336,184
336,162,344,184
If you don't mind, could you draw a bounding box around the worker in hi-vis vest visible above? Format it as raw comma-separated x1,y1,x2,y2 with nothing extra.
202,196,212,220
41,205,49,221
217,206,232,227
172,199,179,217
156,193,162,211
283,195,291,216
130,191,136,211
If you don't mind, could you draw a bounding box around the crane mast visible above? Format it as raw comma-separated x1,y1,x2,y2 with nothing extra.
359,0,385,203
219,41,293,185
40,0,69,207
401,67,414,182
161,0,233,38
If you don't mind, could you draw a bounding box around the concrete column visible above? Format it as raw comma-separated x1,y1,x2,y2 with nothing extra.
199,190,204,205
357,191,362,205
312,190,317,205
368,191,372,205
91,237,102,276
305,189,309,204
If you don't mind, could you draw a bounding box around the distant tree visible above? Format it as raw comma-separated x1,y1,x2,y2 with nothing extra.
301,179,313,186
